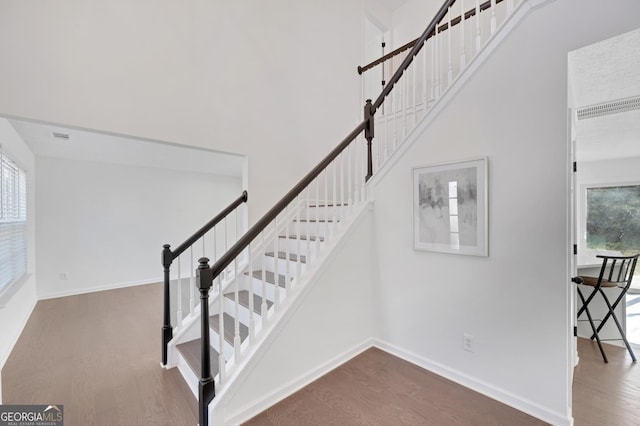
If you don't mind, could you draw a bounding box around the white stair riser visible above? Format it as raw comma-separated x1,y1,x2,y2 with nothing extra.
286,221,336,238
209,326,234,360
278,237,318,257
262,255,306,277
298,206,348,221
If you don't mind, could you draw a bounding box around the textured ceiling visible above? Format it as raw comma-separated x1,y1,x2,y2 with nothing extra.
569,27,640,162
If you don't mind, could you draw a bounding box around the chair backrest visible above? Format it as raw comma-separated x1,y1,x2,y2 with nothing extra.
597,254,639,289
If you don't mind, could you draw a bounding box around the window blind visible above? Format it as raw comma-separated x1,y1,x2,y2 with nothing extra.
0,145,27,291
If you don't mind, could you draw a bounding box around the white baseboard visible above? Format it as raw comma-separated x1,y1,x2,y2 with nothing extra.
224,338,374,425
37,277,162,300
374,339,571,426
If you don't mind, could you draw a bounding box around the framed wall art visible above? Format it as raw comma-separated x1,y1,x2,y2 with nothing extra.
413,158,488,256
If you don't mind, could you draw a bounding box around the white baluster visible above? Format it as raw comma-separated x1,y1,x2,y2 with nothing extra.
332,159,337,226
354,142,360,204
340,153,345,210
430,34,435,100
273,218,280,309
233,258,241,361
490,0,497,35
305,192,311,265
348,143,353,207
261,232,267,326
435,28,441,98
248,244,255,342
460,0,466,69
176,255,183,327
402,70,407,140
296,195,302,278
284,205,291,291
202,234,206,259
422,39,428,108
315,178,321,252
224,217,228,253
324,169,329,240
475,0,481,54
507,0,514,15
412,55,417,127
447,6,453,86
218,275,225,384
189,246,195,315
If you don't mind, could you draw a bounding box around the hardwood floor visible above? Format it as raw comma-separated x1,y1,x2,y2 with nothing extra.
572,337,640,426
4,284,639,426
1,283,198,425
244,347,547,426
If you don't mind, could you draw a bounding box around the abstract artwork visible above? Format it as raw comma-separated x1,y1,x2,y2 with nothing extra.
413,158,488,256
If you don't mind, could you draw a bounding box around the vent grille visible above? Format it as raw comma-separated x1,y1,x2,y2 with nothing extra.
51,131,70,141
577,96,640,120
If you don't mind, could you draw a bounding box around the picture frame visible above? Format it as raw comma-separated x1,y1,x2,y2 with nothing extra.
413,158,488,256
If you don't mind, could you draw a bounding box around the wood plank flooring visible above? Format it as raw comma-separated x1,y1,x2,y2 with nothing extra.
572,338,640,426
244,347,547,426
1,283,198,425
3,282,639,426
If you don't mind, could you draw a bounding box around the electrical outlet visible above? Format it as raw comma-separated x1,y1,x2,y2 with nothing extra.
463,333,474,352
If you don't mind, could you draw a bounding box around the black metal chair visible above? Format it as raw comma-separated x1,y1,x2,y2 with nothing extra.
573,254,639,363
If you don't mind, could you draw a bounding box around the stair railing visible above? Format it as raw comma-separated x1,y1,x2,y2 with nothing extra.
360,0,520,174
191,0,526,422
161,190,248,366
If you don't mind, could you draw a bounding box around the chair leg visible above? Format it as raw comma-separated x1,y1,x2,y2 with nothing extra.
592,288,627,338
577,287,609,363
599,289,637,362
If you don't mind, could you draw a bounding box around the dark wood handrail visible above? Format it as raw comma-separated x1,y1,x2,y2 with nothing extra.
207,121,367,280
358,0,505,76
171,190,248,260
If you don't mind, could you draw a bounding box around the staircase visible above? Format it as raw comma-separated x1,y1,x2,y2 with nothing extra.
160,0,538,423
170,201,351,397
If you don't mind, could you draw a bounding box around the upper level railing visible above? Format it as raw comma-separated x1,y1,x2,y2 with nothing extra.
358,0,510,76
161,190,248,366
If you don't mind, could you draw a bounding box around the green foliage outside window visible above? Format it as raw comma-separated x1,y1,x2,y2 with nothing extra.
587,185,640,255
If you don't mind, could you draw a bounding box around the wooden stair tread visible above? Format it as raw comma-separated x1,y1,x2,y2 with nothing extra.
176,339,220,378
225,290,273,315
265,251,306,263
210,312,249,344
247,270,288,287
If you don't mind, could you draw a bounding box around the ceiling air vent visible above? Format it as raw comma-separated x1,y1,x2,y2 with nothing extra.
51,131,70,141
577,96,640,120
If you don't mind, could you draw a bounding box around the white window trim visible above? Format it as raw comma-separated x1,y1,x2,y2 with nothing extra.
0,145,28,306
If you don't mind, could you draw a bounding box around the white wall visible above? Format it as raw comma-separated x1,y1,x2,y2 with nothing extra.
370,0,640,424
391,0,441,48
35,156,242,299
0,119,37,401
0,0,364,223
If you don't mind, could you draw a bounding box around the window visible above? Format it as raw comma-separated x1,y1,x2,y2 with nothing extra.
586,185,640,256
0,146,27,294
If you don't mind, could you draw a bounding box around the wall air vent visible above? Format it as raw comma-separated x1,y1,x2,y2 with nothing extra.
577,96,640,120
51,131,70,141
